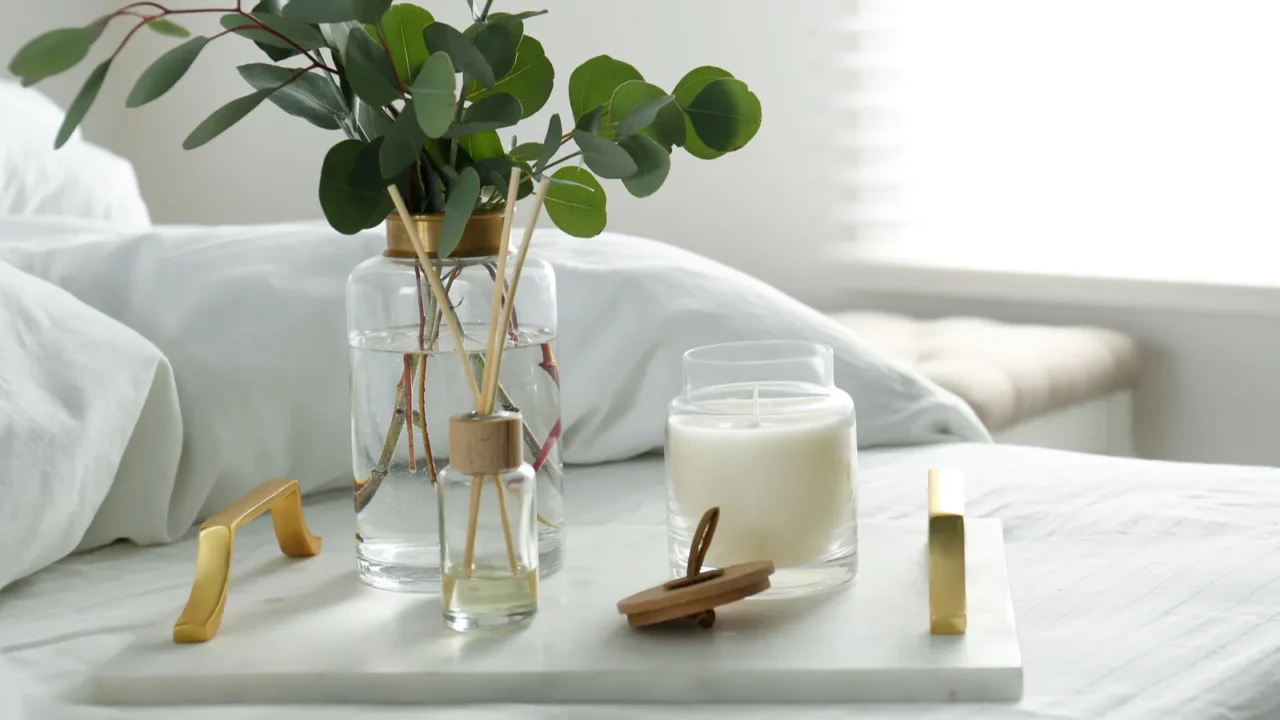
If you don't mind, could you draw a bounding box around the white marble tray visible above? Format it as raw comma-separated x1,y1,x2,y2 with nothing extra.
91,521,1022,705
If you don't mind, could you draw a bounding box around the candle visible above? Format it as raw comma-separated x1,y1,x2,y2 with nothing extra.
667,404,855,568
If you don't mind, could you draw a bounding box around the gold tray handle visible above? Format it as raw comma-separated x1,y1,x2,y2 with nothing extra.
173,478,322,644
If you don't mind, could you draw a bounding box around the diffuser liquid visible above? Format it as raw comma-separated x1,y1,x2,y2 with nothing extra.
442,566,539,631
350,324,563,592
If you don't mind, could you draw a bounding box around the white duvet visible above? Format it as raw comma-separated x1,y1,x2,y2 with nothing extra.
4,444,1280,720
0,216,985,591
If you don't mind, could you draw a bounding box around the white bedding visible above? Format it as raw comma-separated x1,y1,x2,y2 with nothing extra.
4,443,1280,720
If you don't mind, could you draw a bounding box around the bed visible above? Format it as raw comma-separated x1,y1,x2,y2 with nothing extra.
5,443,1280,719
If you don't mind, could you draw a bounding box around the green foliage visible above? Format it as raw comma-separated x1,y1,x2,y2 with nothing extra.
568,55,642,124
375,4,433,84
544,167,607,238
14,1,762,238
8,20,106,86
55,60,110,149
127,37,210,108
239,63,348,130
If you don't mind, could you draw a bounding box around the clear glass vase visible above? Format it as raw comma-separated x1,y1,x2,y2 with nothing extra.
347,212,563,593
439,412,539,632
665,340,857,598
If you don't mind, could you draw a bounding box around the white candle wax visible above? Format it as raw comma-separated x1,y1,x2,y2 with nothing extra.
666,403,855,568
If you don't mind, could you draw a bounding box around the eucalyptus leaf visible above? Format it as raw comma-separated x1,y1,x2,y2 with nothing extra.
544,167,606,238
468,36,552,118
375,3,432,84
459,130,504,161
567,55,641,123
491,9,548,21
673,66,733,159
422,22,494,88
54,60,109,149
183,88,273,150
575,104,605,134
474,22,519,80
282,0,358,23
571,129,637,179
534,113,561,175
345,28,401,106
380,104,426,178
9,21,107,85
509,142,542,163
356,99,393,140
250,1,300,61
483,12,525,47
145,18,190,37
441,93,521,137
353,0,392,24
610,80,685,148
219,12,325,51
319,20,358,59
238,63,347,130
685,78,762,152
320,138,389,234
471,157,516,188
126,36,210,108
411,51,456,138
438,167,481,258
618,134,670,198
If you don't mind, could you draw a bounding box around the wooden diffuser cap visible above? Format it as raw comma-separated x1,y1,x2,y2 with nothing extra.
449,412,523,474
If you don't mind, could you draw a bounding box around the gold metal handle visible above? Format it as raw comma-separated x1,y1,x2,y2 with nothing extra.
173,478,322,644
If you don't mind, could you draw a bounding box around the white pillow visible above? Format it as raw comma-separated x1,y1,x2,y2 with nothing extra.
0,259,181,591
0,217,987,578
0,80,150,228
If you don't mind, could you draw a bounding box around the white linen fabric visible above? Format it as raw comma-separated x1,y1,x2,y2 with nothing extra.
3,444,1280,719
0,80,151,228
0,215,984,588
0,260,181,591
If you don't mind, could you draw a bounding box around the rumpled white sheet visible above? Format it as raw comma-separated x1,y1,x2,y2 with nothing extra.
0,216,986,591
3,443,1280,719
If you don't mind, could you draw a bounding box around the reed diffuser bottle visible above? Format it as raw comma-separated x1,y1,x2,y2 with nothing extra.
439,412,539,631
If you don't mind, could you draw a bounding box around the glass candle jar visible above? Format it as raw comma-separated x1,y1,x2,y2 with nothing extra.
439,412,538,632
665,341,857,598
346,213,563,593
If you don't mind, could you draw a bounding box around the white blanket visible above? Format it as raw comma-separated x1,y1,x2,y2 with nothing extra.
3,444,1280,719
0,216,985,590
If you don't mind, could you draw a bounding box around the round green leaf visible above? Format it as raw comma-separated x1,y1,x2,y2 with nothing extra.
345,28,401,106
571,129,637,179
238,63,348,130
411,51,456,138
568,55,642,124
282,0,358,23
609,80,685,148
509,142,542,163
534,113,561,175
685,78,762,152
379,103,426,178
468,36,552,119
618,134,670,199
353,0,392,24
9,23,105,85
183,89,272,150
375,3,433,84
422,21,495,89
54,60,110,149
145,18,190,37
443,92,521,137
544,167,607,238
474,22,519,80
459,130,504,162
127,36,210,108
439,167,481,258
320,139,390,234
673,66,733,159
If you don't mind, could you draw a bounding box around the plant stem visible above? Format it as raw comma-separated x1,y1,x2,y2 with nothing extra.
478,0,496,22
402,355,416,472
541,151,582,173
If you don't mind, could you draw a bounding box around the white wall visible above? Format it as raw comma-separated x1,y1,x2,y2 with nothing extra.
8,0,843,296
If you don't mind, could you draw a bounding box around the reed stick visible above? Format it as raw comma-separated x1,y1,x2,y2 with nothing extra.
386,186,482,409
480,170,522,414
484,177,551,413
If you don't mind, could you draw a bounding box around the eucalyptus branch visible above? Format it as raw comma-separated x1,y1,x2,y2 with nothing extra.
478,0,497,22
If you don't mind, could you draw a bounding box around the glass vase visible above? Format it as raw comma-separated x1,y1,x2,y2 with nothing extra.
665,340,857,598
439,412,538,632
346,212,563,593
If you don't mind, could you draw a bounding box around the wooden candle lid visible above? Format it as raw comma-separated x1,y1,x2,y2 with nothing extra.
617,507,774,628
449,412,522,474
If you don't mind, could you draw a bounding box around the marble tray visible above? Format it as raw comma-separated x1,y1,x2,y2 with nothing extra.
91,520,1022,705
